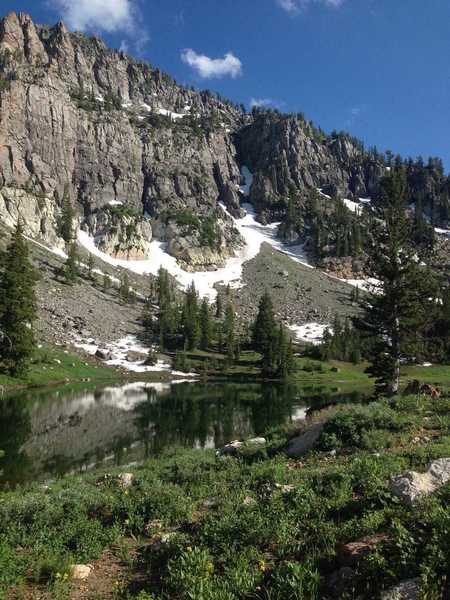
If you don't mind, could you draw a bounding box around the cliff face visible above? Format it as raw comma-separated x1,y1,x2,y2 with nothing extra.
0,12,245,265
0,12,447,268
237,112,385,218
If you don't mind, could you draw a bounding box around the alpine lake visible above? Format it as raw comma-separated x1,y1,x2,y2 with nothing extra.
0,379,369,488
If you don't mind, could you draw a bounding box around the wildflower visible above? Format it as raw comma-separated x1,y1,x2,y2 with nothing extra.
258,560,267,572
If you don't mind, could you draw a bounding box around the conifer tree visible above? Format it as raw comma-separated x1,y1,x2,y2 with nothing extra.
103,273,111,292
59,185,75,245
224,301,235,360
63,243,79,284
354,168,438,395
119,273,130,303
0,222,38,375
215,293,223,318
200,298,212,351
252,292,277,355
87,253,95,280
182,281,200,350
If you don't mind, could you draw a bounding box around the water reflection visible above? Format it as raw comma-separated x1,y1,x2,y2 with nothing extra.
0,381,366,487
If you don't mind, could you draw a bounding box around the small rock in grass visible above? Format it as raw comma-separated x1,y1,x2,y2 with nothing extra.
70,564,92,580
216,440,244,456
381,578,421,600
274,483,295,494
117,472,134,488
389,458,450,505
338,533,390,567
243,495,257,506
247,437,266,446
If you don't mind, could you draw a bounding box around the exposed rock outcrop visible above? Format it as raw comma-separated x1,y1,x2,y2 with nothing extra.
389,458,450,505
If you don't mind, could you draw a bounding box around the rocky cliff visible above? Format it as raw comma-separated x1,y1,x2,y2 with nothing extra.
0,11,246,266
0,12,448,270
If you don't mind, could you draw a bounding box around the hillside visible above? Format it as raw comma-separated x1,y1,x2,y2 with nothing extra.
0,11,449,357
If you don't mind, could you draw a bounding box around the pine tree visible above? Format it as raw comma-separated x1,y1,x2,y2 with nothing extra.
215,293,223,318
182,281,200,351
59,185,75,245
252,292,278,374
224,301,235,359
87,253,95,280
0,222,38,375
103,273,111,292
200,298,212,351
63,243,79,284
354,168,438,395
119,273,130,303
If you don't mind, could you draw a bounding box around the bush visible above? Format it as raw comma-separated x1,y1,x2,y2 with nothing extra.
317,402,407,451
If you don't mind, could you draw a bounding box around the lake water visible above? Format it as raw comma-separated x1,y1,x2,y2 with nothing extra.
0,381,366,488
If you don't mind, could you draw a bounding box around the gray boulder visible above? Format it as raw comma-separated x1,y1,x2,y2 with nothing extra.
389,458,450,505
286,423,324,458
381,579,421,600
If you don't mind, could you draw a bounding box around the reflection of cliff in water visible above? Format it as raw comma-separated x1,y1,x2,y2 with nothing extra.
0,382,366,487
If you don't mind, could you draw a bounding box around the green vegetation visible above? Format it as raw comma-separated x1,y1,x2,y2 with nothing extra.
0,345,115,389
0,222,38,376
354,168,441,396
0,392,448,598
58,185,75,245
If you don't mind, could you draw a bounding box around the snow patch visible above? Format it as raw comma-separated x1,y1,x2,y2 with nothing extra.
343,198,362,215
108,200,123,206
157,107,185,121
317,188,331,200
288,323,330,345
239,166,253,196
434,227,450,238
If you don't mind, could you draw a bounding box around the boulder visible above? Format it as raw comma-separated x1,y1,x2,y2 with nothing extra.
117,472,134,488
389,458,450,505
216,440,244,456
286,423,324,458
403,380,441,397
338,533,390,567
381,579,421,600
95,348,111,360
70,564,92,580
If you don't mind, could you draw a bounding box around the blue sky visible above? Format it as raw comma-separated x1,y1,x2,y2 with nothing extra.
3,0,450,170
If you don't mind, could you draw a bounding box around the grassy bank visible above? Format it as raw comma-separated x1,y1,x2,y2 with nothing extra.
0,346,118,391
185,348,450,389
1,392,449,599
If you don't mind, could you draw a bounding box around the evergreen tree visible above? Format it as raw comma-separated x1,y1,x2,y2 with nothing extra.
87,253,95,280
354,168,438,395
224,301,235,359
200,298,212,351
59,185,75,245
103,273,111,292
63,243,79,284
182,282,200,351
0,222,38,375
276,324,294,378
119,273,130,303
252,292,278,374
215,293,223,318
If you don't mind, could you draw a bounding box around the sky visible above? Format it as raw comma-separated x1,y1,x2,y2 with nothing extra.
2,0,450,170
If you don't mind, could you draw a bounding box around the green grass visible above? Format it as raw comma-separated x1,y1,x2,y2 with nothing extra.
1,393,449,599
0,346,117,390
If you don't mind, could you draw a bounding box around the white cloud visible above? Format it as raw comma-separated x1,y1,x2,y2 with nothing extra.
250,98,273,108
250,98,282,109
345,104,368,127
181,49,242,79
53,0,136,33
277,0,345,14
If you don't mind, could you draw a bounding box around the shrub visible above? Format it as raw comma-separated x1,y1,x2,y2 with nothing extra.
317,402,407,451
